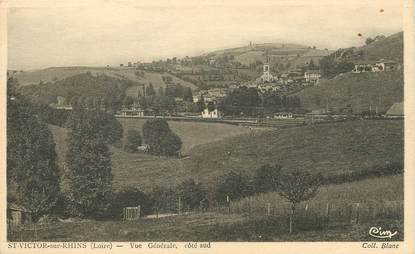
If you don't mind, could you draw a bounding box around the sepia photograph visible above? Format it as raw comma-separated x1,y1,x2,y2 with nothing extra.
1,0,413,249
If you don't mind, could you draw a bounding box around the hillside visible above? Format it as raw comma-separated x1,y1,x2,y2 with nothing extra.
49,120,251,190
356,32,403,63
50,120,403,191
183,120,403,184
11,66,197,95
295,71,403,113
207,42,332,69
293,32,404,113
19,72,133,105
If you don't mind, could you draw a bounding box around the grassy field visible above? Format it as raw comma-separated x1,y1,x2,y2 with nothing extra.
9,213,402,242
9,175,403,241
183,120,404,183
231,174,403,218
293,71,404,113
117,118,251,152
50,120,251,190
50,119,403,191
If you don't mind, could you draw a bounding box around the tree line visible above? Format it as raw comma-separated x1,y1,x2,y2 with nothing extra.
219,86,303,116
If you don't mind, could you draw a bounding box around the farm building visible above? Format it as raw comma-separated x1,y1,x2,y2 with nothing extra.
274,112,294,119
201,108,221,119
385,102,404,118
352,60,399,73
7,203,32,227
304,70,321,83
117,107,145,117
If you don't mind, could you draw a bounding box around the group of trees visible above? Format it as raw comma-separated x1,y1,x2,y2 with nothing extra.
319,54,355,79
7,76,128,220
262,92,302,113
7,77,61,220
221,86,303,116
164,84,193,102
138,95,177,115
21,72,132,112
146,164,322,233
214,164,322,233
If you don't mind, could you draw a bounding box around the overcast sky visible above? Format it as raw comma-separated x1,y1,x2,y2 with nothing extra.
7,0,403,70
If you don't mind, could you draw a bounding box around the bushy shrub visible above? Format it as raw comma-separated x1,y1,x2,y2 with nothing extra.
215,171,254,204
253,164,282,193
105,188,152,219
124,129,142,152
178,179,207,211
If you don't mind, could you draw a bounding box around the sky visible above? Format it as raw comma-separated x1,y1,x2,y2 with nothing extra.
6,0,404,70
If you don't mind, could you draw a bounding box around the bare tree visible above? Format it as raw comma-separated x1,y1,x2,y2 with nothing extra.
276,170,322,233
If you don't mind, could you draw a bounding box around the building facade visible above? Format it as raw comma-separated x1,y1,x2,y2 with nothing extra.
201,108,221,119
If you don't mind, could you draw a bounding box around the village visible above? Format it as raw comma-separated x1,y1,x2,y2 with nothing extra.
49,54,402,128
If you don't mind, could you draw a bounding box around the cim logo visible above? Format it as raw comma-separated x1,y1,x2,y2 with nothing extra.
369,227,398,239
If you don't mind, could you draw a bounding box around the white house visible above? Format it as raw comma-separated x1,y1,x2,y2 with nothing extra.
274,112,293,119
352,60,399,73
304,70,321,83
118,107,145,117
201,108,221,119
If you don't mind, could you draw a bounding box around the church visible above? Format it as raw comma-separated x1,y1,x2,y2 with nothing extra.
259,64,277,83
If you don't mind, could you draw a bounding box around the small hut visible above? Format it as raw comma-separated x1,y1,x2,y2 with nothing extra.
7,203,32,227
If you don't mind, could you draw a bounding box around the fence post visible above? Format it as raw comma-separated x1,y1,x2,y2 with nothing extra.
227,195,231,215
355,203,360,224
267,203,271,217
326,203,330,227
34,224,37,241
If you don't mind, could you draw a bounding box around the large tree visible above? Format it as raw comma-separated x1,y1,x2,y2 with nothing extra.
276,170,322,233
66,110,123,145
142,119,182,156
7,77,61,220
65,109,113,217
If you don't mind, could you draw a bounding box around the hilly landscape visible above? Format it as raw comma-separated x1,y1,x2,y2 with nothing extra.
8,29,405,242
11,66,197,98
293,32,404,113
